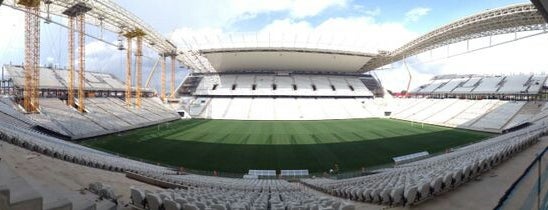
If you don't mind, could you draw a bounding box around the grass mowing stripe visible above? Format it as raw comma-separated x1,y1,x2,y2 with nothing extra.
311,134,323,144
290,135,298,144
332,133,348,143
84,118,493,173
240,135,250,144
266,135,273,145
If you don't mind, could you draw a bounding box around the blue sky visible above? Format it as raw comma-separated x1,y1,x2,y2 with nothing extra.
1,0,546,92
113,0,528,33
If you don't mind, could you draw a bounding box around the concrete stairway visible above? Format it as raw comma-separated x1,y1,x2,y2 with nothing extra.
0,162,114,210
0,162,43,210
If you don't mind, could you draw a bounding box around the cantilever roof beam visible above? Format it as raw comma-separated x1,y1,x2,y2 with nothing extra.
361,3,547,71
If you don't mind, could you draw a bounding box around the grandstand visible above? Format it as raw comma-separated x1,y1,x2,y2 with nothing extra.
302,123,543,206
129,176,354,210
389,98,543,133
178,72,382,120
1,65,180,139
412,74,548,99
1,1,548,210
2,65,130,94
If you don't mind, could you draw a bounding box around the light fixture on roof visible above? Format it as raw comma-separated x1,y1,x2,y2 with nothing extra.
44,0,53,24
117,32,125,50
98,16,105,39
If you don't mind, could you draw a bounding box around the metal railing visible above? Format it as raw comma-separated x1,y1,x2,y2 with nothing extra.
495,146,548,210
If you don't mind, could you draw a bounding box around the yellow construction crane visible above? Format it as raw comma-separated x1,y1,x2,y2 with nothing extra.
18,0,40,113
63,2,91,113
77,14,85,112
67,16,75,107
124,29,146,108
170,54,176,99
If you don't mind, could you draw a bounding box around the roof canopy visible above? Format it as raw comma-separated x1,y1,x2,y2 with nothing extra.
200,47,375,73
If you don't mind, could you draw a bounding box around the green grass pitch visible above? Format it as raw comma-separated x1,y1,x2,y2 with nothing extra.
82,118,492,174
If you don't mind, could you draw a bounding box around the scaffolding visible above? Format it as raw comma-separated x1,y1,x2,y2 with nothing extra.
124,29,145,108
170,54,176,99
19,0,40,113
63,2,91,113
67,16,74,107
77,14,85,112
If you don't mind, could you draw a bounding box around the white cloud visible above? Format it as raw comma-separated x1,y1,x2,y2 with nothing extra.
0,7,25,64
405,7,431,22
81,39,189,94
170,16,418,53
288,0,348,18
364,7,381,16
155,0,349,30
352,5,381,17
374,62,435,94
169,27,225,49
229,0,348,19
169,7,420,82
311,17,416,51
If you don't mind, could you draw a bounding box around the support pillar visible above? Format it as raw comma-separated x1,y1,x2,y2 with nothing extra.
161,55,166,102
135,36,143,108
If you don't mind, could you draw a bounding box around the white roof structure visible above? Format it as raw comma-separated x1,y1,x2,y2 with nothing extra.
362,3,547,71
201,48,375,73
178,31,379,73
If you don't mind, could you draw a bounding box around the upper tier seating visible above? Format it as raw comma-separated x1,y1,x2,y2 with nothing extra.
497,75,532,94
452,77,481,93
191,74,373,97
433,78,469,93
415,79,450,94
471,76,504,94
3,65,128,91
413,74,547,95
526,75,547,93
